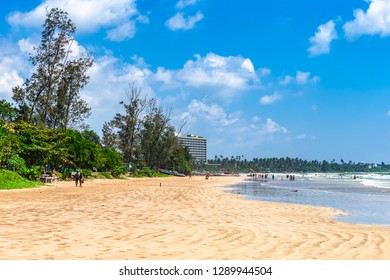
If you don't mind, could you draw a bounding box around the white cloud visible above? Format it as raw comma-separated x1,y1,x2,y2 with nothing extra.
281,71,320,85
0,56,25,99
261,118,288,134
105,22,136,41
7,0,145,41
176,0,199,9
186,99,239,126
82,55,155,113
176,53,259,89
260,91,283,105
280,75,294,85
343,0,390,39
241,58,255,73
296,71,311,84
308,20,338,56
166,11,204,31
17,38,37,55
155,67,173,84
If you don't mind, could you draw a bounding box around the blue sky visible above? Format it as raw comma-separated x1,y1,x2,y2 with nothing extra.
1,0,390,163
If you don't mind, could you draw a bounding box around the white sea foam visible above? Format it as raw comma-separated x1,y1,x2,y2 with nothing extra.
353,173,390,189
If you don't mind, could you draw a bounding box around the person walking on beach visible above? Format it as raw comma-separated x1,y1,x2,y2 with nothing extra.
79,172,84,187
74,171,80,187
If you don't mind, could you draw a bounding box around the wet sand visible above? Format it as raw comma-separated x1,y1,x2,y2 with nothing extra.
0,176,389,259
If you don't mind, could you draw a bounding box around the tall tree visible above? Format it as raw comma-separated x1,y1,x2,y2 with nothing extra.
112,85,149,163
12,8,93,129
140,104,173,170
102,121,117,149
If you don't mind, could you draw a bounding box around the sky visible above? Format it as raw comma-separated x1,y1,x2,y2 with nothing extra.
1,0,390,163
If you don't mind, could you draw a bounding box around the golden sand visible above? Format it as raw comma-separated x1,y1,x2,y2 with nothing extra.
0,176,389,259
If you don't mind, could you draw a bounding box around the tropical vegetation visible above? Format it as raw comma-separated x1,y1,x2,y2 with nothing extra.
0,8,193,187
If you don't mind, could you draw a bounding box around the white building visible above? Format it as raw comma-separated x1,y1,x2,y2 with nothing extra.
177,134,207,163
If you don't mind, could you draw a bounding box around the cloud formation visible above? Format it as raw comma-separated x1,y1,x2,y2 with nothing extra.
166,11,204,31
281,71,320,85
308,20,338,56
261,118,288,135
260,92,283,105
0,56,24,99
175,53,258,89
343,0,390,39
176,0,200,9
7,0,146,41
186,99,239,126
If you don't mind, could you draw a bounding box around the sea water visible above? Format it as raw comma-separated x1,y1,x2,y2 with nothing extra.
227,173,390,227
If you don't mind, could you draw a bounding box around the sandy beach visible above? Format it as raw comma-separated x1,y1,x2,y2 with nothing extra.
0,176,389,260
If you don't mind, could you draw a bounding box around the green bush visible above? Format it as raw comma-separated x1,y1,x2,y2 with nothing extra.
80,169,92,178
25,166,41,180
111,165,127,177
134,167,157,177
100,172,112,179
7,156,28,175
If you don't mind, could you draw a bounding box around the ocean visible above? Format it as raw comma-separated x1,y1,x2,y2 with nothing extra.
226,173,390,227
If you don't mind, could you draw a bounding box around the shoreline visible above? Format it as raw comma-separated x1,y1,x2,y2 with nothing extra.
0,176,389,260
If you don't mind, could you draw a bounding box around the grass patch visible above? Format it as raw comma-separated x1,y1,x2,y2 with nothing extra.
0,169,43,190
131,170,171,178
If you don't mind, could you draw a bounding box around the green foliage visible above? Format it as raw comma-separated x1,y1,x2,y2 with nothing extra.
65,129,104,169
100,172,112,179
12,8,93,129
0,125,21,164
81,128,101,145
0,99,17,124
203,156,390,173
101,147,123,171
7,155,28,174
111,165,127,177
24,166,41,181
6,156,41,180
133,167,158,177
169,145,193,175
101,121,117,149
108,85,193,174
11,121,72,168
0,169,43,190
131,167,171,178
111,86,149,163
80,169,92,178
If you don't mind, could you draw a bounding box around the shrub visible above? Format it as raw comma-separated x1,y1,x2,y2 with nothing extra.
100,172,112,179
111,165,127,177
134,167,157,177
7,156,28,175
25,166,41,180
80,169,92,178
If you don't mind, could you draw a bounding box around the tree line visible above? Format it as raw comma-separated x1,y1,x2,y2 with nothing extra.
202,156,390,173
0,8,193,180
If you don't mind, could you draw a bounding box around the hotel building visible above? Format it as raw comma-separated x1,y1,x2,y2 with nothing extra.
177,134,207,163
